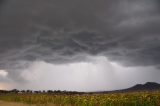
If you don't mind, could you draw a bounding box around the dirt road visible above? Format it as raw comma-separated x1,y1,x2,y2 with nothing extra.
0,101,36,106
0,101,71,106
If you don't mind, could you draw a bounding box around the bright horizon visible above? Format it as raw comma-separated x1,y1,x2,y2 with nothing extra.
1,56,160,91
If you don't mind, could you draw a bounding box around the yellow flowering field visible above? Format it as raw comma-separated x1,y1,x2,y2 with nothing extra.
0,91,160,106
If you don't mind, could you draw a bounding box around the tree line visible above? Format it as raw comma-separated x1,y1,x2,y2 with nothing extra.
0,89,86,95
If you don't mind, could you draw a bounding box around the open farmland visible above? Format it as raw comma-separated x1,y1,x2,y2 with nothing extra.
0,91,160,106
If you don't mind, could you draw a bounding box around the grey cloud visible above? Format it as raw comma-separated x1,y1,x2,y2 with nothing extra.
0,0,160,71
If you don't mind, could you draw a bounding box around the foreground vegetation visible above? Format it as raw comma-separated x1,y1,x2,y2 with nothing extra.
0,91,160,106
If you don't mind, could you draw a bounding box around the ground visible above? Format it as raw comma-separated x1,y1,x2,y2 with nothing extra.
0,101,35,106
0,101,71,106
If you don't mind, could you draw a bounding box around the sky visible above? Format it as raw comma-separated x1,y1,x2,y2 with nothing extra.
0,0,160,91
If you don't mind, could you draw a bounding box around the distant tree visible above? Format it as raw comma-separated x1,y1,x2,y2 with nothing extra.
47,90,53,93
34,91,39,94
0,90,8,94
26,90,32,93
42,90,46,93
10,89,19,93
21,90,26,93
34,90,41,94
54,90,61,93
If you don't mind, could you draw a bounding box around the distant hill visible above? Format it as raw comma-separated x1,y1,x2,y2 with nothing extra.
96,82,160,94
123,82,160,91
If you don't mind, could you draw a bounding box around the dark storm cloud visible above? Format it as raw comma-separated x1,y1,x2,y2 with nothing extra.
0,0,160,71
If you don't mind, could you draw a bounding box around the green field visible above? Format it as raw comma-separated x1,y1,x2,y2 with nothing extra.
0,91,160,106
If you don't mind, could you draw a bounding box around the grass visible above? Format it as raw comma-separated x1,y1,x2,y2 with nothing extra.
0,91,160,106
